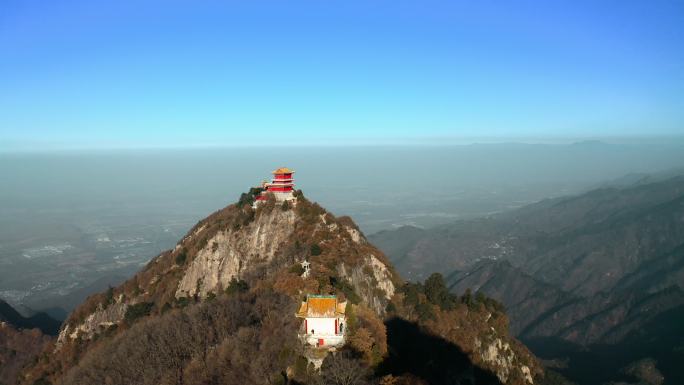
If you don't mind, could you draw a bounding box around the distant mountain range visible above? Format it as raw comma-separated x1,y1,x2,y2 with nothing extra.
0,299,61,335
370,174,684,384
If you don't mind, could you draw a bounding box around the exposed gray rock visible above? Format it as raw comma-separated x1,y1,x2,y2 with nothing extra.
176,209,296,298
337,254,395,314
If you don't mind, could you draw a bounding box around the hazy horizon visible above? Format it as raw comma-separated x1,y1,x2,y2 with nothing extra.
3,135,684,153
3,141,684,232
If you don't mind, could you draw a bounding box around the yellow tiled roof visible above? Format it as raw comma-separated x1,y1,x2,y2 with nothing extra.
295,295,346,318
272,167,294,174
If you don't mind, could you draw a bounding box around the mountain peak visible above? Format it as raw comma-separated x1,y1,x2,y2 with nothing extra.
55,187,399,349
23,171,541,385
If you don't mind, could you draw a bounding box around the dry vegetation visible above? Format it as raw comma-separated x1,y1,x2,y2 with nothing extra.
59,290,300,385
382,273,542,384
0,325,52,385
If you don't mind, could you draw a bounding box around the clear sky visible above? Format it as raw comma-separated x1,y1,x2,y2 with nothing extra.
1,0,683,150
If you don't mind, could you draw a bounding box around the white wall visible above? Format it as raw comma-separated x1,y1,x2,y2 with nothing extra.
306,317,336,335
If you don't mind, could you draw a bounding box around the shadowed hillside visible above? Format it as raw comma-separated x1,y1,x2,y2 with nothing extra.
371,174,684,384
0,300,61,336
380,318,503,384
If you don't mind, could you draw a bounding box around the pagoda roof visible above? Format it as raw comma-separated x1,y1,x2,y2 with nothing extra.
272,167,295,174
296,295,346,318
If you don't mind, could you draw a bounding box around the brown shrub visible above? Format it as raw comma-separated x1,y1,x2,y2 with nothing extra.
59,291,300,385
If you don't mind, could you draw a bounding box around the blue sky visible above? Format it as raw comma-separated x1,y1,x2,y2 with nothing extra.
1,0,683,149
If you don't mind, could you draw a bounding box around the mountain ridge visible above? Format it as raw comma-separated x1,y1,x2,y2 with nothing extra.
0,299,61,336
370,174,684,383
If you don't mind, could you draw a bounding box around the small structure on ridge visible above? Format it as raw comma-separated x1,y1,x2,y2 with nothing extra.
300,260,311,278
295,295,347,348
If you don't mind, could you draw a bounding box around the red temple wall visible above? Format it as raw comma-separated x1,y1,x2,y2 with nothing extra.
268,186,293,192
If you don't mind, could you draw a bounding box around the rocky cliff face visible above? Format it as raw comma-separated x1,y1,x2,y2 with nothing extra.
478,337,534,384
56,301,126,347
176,208,297,298
337,254,395,314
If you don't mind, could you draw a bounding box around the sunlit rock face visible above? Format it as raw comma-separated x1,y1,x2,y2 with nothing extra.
176,209,296,298
337,254,395,314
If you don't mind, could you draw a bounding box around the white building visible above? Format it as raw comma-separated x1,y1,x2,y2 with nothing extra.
296,295,347,348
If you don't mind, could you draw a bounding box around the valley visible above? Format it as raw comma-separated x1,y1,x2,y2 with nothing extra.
371,174,684,384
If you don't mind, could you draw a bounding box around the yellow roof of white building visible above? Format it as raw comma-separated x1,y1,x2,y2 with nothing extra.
296,295,346,318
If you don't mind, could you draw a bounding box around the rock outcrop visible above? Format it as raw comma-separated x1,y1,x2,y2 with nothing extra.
337,254,395,314
176,209,296,298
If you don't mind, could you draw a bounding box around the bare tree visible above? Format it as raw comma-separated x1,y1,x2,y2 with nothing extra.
320,351,369,385
60,291,301,385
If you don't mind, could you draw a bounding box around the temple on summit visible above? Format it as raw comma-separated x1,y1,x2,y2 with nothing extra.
296,295,347,348
254,167,297,206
